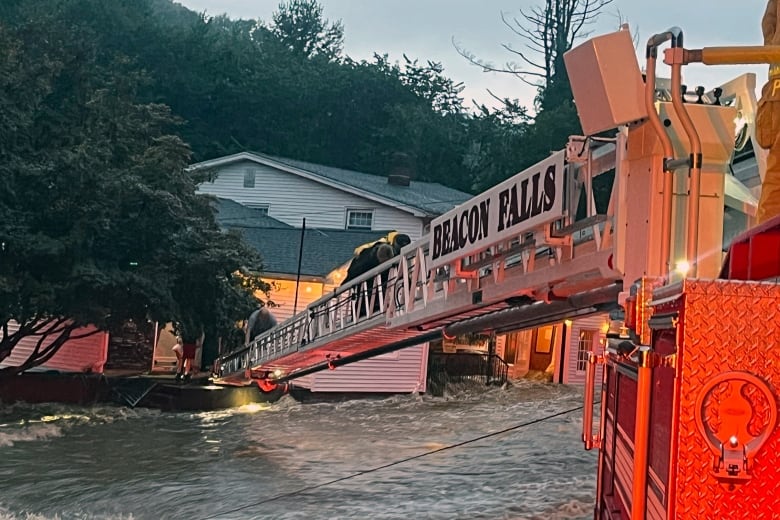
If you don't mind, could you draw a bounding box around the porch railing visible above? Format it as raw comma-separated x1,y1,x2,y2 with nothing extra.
427,352,509,395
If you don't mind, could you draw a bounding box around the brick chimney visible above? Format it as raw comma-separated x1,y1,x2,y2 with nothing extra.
387,152,413,186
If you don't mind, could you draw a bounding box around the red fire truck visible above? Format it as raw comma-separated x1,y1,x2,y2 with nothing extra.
571,27,780,519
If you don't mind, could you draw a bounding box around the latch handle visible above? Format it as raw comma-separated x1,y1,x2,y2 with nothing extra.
694,371,778,488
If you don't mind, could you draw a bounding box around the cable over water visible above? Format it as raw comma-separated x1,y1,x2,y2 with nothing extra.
0,381,597,520
201,403,587,519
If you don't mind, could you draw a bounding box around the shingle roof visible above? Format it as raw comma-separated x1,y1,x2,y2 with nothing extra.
191,152,473,217
233,226,390,277
213,198,292,228
214,199,387,277
261,154,472,215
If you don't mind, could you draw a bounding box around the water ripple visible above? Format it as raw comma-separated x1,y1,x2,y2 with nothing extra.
0,380,595,519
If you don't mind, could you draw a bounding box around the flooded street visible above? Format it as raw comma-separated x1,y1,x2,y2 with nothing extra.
0,381,596,520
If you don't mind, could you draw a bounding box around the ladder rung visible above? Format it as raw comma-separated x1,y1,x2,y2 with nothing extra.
460,239,536,273
550,214,608,238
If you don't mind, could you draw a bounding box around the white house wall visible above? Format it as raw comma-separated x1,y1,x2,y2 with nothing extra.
563,314,606,385
292,343,428,394
0,321,109,374
198,161,424,238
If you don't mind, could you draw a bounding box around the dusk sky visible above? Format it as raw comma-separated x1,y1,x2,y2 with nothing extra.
175,0,769,109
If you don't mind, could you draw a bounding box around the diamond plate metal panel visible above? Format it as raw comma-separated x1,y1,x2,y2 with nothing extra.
672,280,780,520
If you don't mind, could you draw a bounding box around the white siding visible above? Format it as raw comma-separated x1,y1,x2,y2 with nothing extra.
198,161,424,238
563,314,607,385
293,343,428,393
0,321,109,373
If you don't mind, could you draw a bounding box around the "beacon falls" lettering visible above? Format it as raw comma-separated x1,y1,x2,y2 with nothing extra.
429,153,562,266
496,163,556,232
431,200,491,260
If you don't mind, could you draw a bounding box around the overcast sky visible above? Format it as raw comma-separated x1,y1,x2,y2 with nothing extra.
175,0,768,109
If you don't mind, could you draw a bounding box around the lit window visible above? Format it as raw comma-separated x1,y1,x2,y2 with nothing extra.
576,329,596,372
346,209,373,230
243,168,256,188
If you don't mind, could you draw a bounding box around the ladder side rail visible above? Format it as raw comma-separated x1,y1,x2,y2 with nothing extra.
230,261,400,373
391,145,622,331
386,237,447,320
218,346,248,376
217,301,312,375
217,307,312,376
251,312,308,366
454,142,616,282
385,264,400,316
220,252,408,372
219,143,621,376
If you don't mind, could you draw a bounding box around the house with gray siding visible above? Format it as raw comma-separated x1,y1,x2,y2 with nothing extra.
190,153,472,394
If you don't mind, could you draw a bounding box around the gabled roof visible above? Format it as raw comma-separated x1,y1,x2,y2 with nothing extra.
213,198,292,229
190,151,472,217
213,198,385,278
235,227,388,278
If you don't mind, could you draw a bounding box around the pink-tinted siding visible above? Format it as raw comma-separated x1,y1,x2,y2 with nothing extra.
264,280,430,395
0,321,109,374
263,278,325,323
293,343,428,393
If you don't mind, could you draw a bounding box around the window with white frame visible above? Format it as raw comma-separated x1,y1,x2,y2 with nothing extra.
346,209,373,230
576,329,597,372
243,168,256,188
243,202,269,215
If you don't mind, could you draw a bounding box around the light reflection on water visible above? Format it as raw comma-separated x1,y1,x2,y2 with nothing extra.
0,381,596,520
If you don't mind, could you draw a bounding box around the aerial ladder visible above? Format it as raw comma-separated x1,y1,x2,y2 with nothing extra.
213,27,767,393
213,130,626,387
211,20,780,518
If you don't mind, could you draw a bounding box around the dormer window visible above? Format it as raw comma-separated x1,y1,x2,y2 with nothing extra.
346,209,373,230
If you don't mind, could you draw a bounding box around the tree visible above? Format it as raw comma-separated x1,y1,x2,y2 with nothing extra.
270,0,344,60
0,10,268,376
1,0,534,221
454,0,614,182
465,98,532,192
398,55,466,116
457,0,613,96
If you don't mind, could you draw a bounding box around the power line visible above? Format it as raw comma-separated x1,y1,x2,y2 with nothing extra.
198,403,586,520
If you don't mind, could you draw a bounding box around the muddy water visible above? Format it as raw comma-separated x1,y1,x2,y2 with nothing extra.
0,381,596,519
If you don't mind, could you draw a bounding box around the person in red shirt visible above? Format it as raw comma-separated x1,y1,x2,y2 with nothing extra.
176,328,202,382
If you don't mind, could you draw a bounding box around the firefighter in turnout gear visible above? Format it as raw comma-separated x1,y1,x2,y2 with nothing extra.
757,0,780,222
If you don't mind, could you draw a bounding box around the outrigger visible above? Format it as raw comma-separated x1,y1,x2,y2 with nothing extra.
213,14,780,520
